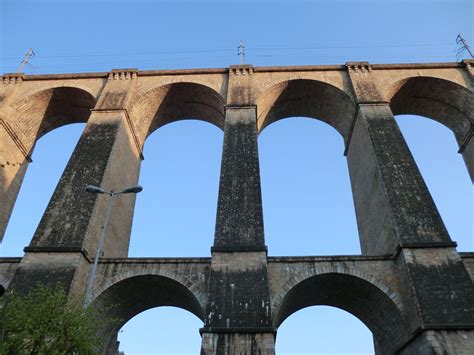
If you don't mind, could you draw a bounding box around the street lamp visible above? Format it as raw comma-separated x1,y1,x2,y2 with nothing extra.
83,184,143,308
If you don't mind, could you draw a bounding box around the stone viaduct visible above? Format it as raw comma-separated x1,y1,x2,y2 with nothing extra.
0,60,473,354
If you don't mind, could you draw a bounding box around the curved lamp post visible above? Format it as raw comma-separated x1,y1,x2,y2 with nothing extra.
83,184,143,308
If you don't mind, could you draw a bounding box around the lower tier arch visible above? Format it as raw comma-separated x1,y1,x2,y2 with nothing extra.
90,274,205,351
273,271,410,354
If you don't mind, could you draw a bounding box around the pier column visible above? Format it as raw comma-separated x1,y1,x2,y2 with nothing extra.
201,103,275,354
0,119,30,243
9,70,142,299
0,73,28,243
461,59,474,181
345,63,474,354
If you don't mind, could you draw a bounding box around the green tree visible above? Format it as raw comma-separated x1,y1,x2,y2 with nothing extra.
0,284,114,354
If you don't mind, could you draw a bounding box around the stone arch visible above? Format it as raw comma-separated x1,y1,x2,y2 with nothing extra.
91,272,205,351
256,79,356,141
4,86,96,151
92,269,207,311
386,76,473,143
129,82,225,147
0,86,95,243
273,268,409,354
13,81,100,105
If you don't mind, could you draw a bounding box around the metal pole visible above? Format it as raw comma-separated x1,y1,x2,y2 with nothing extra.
83,191,116,308
238,40,245,65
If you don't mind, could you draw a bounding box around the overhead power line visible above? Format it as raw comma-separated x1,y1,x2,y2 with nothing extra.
249,42,454,51
1,55,458,74
0,42,454,61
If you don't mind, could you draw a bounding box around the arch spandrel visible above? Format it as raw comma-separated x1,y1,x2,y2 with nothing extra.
384,76,473,142
256,79,356,141
272,269,410,354
129,81,226,147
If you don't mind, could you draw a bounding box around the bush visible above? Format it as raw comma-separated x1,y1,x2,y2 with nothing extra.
0,284,114,354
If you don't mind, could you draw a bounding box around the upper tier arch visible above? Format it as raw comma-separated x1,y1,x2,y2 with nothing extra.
386,76,474,143
256,79,356,140
2,86,96,151
129,82,226,146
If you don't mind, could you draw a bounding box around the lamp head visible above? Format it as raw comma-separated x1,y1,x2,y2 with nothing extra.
84,185,105,194
121,185,143,194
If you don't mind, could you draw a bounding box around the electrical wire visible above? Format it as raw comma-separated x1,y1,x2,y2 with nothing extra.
0,42,455,61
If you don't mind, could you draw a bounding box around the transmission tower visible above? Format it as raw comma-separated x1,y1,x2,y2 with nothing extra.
17,48,36,73
456,34,473,59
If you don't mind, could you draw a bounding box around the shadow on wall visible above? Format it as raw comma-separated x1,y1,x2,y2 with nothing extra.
36,87,96,140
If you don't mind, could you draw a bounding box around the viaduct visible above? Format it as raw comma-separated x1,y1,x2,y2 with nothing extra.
0,60,473,354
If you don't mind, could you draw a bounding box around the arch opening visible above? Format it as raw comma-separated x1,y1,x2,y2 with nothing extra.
396,114,473,251
274,272,409,354
117,306,203,353
91,274,205,352
257,79,356,140
128,119,222,257
129,82,225,146
1,123,86,255
258,117,359,256
276,305,374,354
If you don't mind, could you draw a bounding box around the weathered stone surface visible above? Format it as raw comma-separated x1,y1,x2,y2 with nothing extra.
201,332,275,355
347,104,453,255
213,107,265,249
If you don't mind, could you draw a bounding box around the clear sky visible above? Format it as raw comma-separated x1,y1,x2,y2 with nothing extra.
1,0,472,354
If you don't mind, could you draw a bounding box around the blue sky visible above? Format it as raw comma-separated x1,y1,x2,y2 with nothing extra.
1,0,472,354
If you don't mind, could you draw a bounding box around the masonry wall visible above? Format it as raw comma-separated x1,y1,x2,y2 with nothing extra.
0,61,473,354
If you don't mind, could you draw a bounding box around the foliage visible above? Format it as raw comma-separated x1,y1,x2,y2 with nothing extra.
0,284,115,355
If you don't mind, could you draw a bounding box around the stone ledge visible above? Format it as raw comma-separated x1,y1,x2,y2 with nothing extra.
268,254,393,262
6,61,464,80
392,241,458,259
200,327,276,334
0,257,22,263
98,257,211,264
396,324,474,354
211,245,268,253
